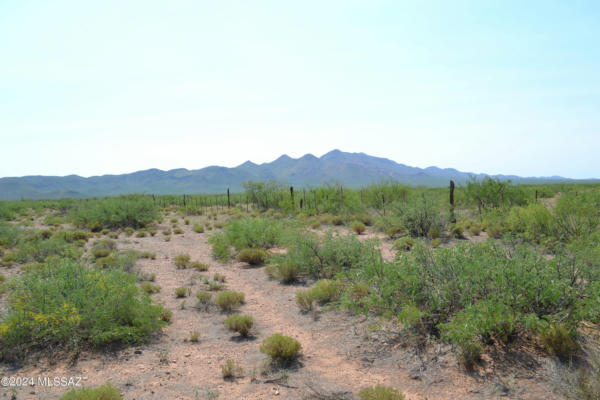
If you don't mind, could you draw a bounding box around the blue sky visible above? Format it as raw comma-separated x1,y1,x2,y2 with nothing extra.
1,1,598,178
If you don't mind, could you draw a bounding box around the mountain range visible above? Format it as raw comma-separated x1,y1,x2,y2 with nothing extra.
0,150,591,200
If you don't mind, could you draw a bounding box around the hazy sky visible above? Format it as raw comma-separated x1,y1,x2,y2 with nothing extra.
1,1,599,179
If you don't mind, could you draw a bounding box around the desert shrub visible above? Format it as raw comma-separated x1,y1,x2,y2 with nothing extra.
60,383,123,400
92,248,111,259
209,232,231,262
149,228,157,236
351,221,366,235
196,291,212,307
140,281,160,294
506,204,552,242
391,194,446,238
465,177,528,210
70,195,158,230
222,218,283,251
95,249,139,272
215,290,244,311
358,385,404,400
184,218,190,225
225,314,254,337
260,334,301,363
213,273,226,282
164,236,171,242
124,227,134,236
311,279,342,304
392,237,414,252
173,227,184,234
139,251,156,259
160,309,173,322
193,224,204,233
208,282,225,291
170,218,178,223
0,222,21,248
0,260,166,358
553,191,600,240
174,287,188,298
450,224,464,238
370,242,600,362
468,224,482,236
272,260,300,283
190,261,208,271
430,238,442,248
14,234,82,264
136,230,147,238
270,231,379,280
221,359,243,379
331,216,344,226
236,248,270,265
540,323,580,360
295,289,315,312
162,229,171,236
174,253,191,268
189,330,200,343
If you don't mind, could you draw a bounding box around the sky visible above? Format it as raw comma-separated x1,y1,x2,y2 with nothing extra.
1,0,599,179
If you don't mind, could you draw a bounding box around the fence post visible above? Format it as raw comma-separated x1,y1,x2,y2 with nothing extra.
227,188,230,208
449,180,455,206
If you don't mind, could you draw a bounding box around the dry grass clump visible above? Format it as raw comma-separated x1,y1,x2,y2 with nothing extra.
351,221,366,234
175,287,188,298
174,253,191,268
225,314,254,337
215,290,244,311
260,333,301,363
190,261,209,271
236,248,270,265
221,359,243,379
358,385,404,400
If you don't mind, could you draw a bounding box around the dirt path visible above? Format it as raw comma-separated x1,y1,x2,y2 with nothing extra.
1,220,564,400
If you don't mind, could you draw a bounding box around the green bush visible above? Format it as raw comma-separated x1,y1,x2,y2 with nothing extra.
236,248,270,265
225,314,254,337
370,242,600,361
70,195,158,230
221,218,283,251
270,231,379,280
215,290,245,311
358,385,404,400
209,232,231,262
0,260,166,359
260,333,301,363
60,383,123,400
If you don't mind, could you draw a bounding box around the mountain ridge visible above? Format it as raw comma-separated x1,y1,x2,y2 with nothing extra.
0,150,595,200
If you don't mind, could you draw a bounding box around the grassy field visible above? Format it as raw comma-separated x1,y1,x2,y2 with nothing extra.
0,178,599,399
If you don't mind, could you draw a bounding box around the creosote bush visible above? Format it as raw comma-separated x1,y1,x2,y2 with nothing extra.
193,224,204,233
60,382,123,400
295,289,315,312
225,314,254,337
236,248,270,265
358,385,404,400
540,323,580,360
175,287,188,298
393,237,414,252
260,334,301,363
215,290,245,312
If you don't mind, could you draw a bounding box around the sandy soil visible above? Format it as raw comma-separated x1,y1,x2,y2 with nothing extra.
0,218,566,400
